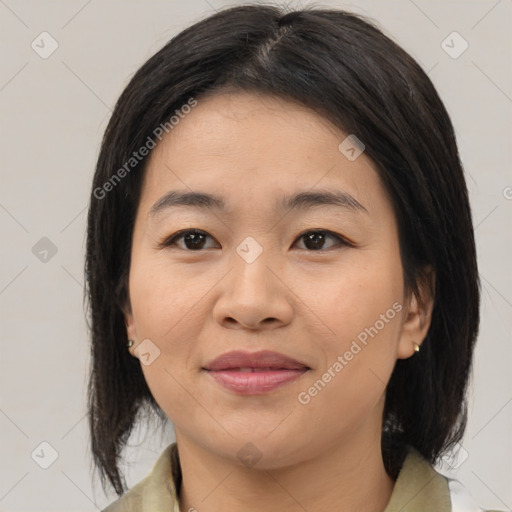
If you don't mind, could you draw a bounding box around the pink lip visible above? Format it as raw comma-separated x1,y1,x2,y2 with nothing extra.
202,350,310,395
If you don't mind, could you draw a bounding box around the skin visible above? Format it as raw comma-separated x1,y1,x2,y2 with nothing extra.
124,92,433,512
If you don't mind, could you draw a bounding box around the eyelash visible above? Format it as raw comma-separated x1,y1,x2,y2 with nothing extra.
157,228,354,252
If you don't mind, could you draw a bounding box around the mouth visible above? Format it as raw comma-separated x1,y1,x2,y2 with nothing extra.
202,350,310,395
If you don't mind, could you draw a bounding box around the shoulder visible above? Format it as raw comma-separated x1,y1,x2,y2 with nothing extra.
101,477,146,512
101,443,504,512
385,446,504,512
100,443,180,512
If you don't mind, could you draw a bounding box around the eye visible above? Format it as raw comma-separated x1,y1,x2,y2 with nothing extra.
293,230,352,251
159,229,219,251
158,229,352,252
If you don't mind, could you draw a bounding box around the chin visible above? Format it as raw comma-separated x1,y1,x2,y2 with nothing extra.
209,432,310,470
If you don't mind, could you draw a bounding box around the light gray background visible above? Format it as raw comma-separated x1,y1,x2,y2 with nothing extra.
0,0,511,510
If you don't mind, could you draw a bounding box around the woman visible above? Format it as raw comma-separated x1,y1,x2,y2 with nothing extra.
85,4,502,511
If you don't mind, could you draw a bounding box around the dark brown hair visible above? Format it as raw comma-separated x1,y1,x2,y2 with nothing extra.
85,3,480,496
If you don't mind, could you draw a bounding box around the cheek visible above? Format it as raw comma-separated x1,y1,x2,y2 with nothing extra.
130,268,205,430
128,261,197,391
315,248,403,336
302,248,404,396
129,255,203,337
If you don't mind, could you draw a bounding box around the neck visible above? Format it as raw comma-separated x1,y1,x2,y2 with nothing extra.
175,426,395,512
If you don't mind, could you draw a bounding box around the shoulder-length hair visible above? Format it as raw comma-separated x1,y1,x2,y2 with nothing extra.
85,3,479,496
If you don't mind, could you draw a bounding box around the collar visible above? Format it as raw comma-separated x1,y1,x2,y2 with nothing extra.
383,445,451,512
103,443,453,512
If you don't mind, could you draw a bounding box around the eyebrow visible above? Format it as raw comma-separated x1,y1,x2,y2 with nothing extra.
148,188,368,219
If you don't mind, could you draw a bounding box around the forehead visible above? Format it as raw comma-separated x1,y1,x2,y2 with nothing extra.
151,92,346,162
139,92,385,217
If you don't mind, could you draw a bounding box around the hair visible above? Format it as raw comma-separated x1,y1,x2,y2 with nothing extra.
85,3,480,497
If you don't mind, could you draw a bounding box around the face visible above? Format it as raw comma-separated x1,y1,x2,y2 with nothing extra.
124,92,430,468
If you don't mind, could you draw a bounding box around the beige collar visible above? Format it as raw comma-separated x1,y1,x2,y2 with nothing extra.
104,443,454,512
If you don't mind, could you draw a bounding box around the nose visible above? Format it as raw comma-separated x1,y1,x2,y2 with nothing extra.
212,252,294,331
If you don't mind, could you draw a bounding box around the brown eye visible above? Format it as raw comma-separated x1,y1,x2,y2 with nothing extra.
160,229,219,251
294,230,351,251
159,229,352,252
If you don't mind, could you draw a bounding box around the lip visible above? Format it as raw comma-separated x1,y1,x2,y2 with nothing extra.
202,350,310,395
203,350,309,371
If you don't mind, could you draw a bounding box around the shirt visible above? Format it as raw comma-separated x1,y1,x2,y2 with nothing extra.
102,443,502,512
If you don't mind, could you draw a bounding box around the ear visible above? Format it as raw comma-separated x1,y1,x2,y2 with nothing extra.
397,266,435,359
122,301,138,355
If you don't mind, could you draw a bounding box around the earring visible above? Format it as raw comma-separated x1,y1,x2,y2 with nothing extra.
127,339,134,348
413,342,420,353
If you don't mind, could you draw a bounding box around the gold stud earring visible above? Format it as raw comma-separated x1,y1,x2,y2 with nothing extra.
413,342,420,353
